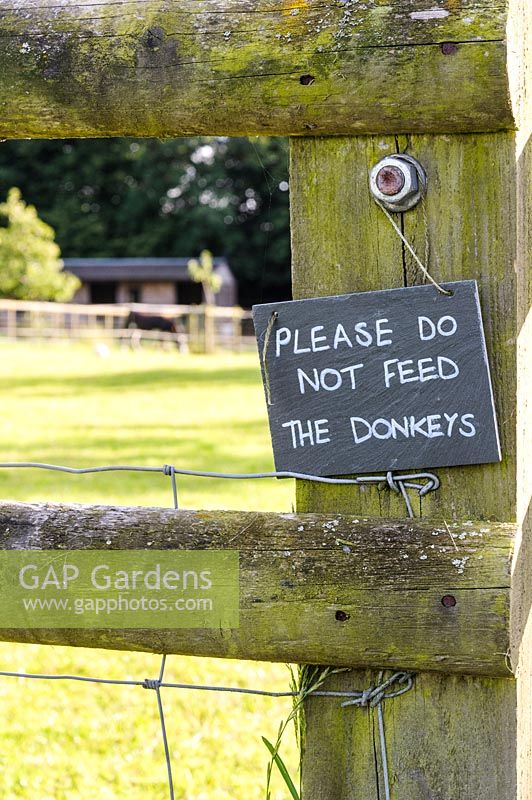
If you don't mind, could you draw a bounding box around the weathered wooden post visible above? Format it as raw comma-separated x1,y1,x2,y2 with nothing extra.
0,2,530,798
289,20,531,800
7,306,16,341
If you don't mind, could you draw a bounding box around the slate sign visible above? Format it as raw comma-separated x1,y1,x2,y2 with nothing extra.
252,280,501,476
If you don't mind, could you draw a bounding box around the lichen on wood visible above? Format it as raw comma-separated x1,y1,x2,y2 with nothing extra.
0,0,516,138
0,501,515,676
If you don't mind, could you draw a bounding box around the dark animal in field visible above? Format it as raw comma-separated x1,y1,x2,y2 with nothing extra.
125,311,186,351
126,311,178,334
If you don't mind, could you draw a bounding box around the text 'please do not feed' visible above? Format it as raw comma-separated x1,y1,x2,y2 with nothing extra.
252,281,501,476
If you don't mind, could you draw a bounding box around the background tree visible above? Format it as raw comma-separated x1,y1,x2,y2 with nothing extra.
0,137,290,308
187,249,222,306
0,188,79,301
188,249,222,353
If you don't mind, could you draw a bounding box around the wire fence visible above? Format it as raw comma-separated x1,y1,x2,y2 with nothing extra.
0,461,435,798
0,461,440,518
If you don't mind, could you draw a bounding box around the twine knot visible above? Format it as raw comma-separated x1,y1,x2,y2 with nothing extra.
341,671,413,709
341,671,414,800
359,687,374,707
143,678,161,691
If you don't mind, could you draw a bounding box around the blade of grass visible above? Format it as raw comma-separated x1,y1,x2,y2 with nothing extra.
262,737,300,800
263,665,350,800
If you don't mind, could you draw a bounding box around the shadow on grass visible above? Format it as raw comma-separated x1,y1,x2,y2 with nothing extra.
4,365,262,396
0,419,270,457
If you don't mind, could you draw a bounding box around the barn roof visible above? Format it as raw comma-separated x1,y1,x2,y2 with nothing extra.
63,258,235,284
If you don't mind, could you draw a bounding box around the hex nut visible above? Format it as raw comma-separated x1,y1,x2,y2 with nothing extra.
369,155,426,212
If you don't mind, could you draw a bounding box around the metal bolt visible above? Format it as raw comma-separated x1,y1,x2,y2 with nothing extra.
369,154,427,212
376,165,405,196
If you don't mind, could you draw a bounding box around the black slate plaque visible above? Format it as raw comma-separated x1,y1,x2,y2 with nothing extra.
252,280,501,476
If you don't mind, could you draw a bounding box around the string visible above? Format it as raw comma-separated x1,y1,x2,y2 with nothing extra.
375,199,451,296
261,310,278,405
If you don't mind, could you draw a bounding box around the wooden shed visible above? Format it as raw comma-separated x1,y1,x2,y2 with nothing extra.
64,257,237,307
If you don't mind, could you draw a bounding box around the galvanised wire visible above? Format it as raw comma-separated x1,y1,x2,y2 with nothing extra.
0,460,430,798
0,658,413,800
0,664,414,703
0,460,440,517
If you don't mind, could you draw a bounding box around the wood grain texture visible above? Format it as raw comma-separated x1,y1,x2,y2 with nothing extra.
302,669,517,800
508,0,532,145
0,501,514,676
290,133,517,521
291,135,408,517
0,0,516,138
403,133,518,521
290,133,524,798
511,16,532,795
512,124,532,800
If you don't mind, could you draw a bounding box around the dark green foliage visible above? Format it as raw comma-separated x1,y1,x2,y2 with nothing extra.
0,137,290,307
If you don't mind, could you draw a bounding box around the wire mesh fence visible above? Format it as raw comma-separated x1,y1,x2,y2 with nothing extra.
0,462,432,798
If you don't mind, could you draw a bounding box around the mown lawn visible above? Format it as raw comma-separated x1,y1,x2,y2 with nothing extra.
0,341,297,800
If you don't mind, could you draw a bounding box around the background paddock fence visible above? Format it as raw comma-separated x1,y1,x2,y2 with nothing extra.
0,299,254,352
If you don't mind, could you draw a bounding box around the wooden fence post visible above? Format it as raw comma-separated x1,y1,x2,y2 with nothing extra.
7,308,16,340
204,304,215,354
290,126,530,797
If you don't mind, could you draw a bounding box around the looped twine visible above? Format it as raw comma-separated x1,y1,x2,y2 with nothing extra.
261,311,278,406
341,670,414,800
386,471,399,493
341,670,413,708
384,470,439,497
143,678,162,691
358,687,375,707
357,471,440,518
374,198,451,296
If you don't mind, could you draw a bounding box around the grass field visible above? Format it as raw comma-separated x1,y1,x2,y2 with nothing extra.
0,341,298,800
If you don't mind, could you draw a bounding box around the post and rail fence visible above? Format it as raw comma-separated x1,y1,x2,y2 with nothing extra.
0,1,531,799
0,298,254,352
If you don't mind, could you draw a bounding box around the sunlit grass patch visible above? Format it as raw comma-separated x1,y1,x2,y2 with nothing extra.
0,341,297,799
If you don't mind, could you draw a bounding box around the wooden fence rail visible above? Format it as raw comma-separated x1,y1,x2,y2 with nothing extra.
1,0,531,797
0,501,514,677
0,1,520,138
0,299,253,352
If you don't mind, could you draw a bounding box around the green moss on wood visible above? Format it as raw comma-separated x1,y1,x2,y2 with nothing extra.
302,669,517,800
0,1,515,137
290,129,526,799
0,501,515,676
290,134,519,521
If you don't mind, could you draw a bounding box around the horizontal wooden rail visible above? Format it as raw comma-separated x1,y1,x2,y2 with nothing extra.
0,299,248,319
0,502,514,676
0,298,252,350
0,1,521,137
